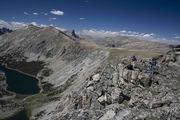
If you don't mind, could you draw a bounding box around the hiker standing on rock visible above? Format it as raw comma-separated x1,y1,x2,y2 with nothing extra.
131,56,137,69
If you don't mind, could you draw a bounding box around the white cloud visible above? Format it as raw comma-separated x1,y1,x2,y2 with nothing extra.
50,24,54,27
120,30,126,33
24,12,28,15
50,10,64,16
174,36,180,39
79,17,85,20
30,22,38,26
39,24,47,27
143,34,152,37
80,29,120,38
11,21,27,29
44,13,48,16
49,17,57,21
33,12,38,15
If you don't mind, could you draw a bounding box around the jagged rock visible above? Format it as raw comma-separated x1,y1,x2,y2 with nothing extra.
112,72,118,87
122,69,132,81
72,29,79,39
87,81,94,87
87,86,94,91
71,91,82,109
91,98,101,110
111,88,123,104
118,77,125,86
92,73,100,82
131,70,139,80
115,109,131,120
150,100,172,109
81,90,92,109
97,93,112,105
92,110,104,119
118,63,125,78
151,102,164,109
99,109,116,120
138,73,152,87
98,95,106,104
162,52,176,63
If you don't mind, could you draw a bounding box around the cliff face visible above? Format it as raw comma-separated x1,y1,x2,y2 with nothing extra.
0,25,180,120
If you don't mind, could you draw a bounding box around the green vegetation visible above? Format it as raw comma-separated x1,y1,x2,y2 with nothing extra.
107,48,161,62
24,93,49,117
122,100,129,108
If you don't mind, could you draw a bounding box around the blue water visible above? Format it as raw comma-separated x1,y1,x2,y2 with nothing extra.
0,64,40,95
5,110,29,120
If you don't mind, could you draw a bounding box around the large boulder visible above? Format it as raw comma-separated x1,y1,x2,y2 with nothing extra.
138,73,152,87
92,73,100,82
162,52,176,63
122,69,132,81
98,93,112,105
118,63,125,78
111,88,124,104
112,72,118,87
150,100,171,109
99,109,116,120
81,90,92,109
131,70,140,80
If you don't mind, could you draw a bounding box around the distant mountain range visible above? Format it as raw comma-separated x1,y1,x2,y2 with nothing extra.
0,27,13,35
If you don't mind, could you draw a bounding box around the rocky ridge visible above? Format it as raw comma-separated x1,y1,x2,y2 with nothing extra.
0,25,179,120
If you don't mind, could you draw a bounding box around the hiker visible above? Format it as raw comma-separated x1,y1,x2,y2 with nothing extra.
148,57,157,74
131,56,137,69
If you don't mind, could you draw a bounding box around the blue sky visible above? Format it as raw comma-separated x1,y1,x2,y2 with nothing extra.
0,0,180,40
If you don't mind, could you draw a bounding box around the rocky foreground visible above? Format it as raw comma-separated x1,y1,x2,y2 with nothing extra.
0,25,180,120
31,49,180,120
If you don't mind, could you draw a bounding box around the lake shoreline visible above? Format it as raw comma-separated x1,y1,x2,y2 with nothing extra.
0,64,42,95
0,62,46,120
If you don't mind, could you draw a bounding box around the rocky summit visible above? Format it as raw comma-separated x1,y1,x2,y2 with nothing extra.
0,25,180,120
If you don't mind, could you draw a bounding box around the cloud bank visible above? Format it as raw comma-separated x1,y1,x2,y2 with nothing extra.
80,29,155,39
79,29,180,44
